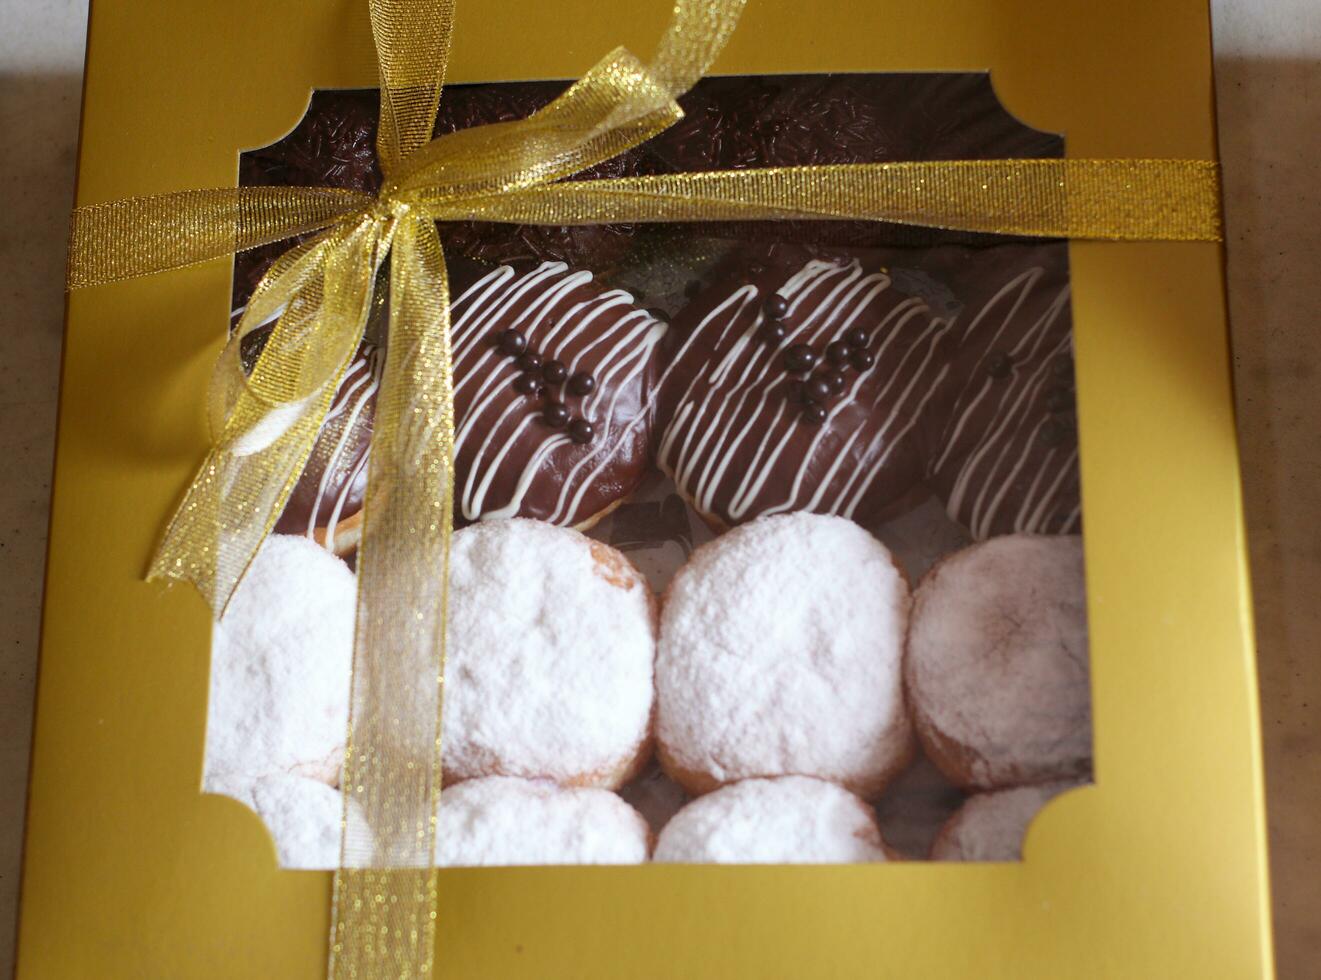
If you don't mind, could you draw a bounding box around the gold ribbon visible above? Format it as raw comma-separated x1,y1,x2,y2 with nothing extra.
64,0,1223,975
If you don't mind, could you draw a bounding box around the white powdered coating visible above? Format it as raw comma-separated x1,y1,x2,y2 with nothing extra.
205,772,367,869
435,777,649,866
442,519,655,786
204,535,355,785
656,513,912,796
653,776,890,864
930,781,1081,861
907,534,1091,789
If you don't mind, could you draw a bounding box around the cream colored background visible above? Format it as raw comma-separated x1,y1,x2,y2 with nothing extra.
0,0,1316,975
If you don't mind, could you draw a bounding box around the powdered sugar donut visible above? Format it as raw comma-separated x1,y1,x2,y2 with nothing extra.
435,777,649,866
930,781,1082,861
906,534,1091,790
442,519,656,787
653,776,893,864
209,773,367,870
656,513,913,798
204,534,355,785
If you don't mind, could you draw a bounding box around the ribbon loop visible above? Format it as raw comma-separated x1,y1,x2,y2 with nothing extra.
150,216,385,612
370,0,456,175
386,46,683,204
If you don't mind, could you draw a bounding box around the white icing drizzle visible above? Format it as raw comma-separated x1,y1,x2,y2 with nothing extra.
930,269,1079,538
447,261,666,523
657,259,952,524
310,347,382,550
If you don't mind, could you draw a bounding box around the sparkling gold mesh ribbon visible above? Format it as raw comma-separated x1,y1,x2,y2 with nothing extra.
63,0,1224,975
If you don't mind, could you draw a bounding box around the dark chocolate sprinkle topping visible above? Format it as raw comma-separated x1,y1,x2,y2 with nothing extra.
569,419,595,444
1041,417,1071,447
804,378,831,404
986,352,1013,379
543,402,570,428
784,344,819,373
801,404,828,425
568,372,597,396
825,340,851,366
514,374,544,397
1045,386,1074,413
498,329,528,356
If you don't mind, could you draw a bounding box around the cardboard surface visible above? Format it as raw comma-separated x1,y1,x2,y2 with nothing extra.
15,0,1271,976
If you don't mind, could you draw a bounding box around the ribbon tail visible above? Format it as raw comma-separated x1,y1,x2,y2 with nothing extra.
331,212,454,977
148,219,384,614
68,186,373,289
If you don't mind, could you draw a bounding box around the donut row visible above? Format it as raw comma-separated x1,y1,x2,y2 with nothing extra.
209,768,1081,869
262,244,1077,556
203,514,1090,867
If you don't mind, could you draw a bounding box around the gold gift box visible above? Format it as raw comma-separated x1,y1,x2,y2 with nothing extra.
17,0,1270,976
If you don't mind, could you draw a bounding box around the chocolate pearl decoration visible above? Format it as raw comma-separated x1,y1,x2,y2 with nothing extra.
1041,417,1071,447
825,341,851,366
518,352,544,373
849,350,876,371
764,294,790,320
543,401,570,429
801,404,827,425
845,327,869,349
784,344,819,374
514,374,544,397
986,352,1013,379
568,372,597,396
1044,386,1074,413
803,378,831,404
759,322,787,345
569,419,595,444
823,370,847,395
498,328,528,356
543,360,568,385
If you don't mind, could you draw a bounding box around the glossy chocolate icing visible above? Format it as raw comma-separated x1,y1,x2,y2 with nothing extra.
446,257,666,526
655,245,957,530
920,245,1080,539
266,256,666,540
272,343,379,548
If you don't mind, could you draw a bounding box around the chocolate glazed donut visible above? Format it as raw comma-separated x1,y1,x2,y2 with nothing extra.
446,257,667,529
920,245,1080,539
654,246,957,531
268,256,668,545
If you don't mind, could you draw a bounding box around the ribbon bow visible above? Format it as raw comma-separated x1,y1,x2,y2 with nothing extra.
65,0,1222,975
